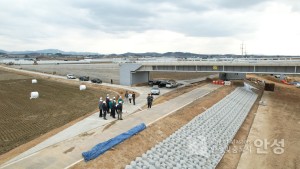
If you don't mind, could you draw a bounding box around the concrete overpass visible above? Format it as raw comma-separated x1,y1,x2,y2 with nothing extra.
120,59,300,85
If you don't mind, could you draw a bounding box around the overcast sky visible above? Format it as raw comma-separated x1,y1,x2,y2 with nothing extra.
0,0,300,55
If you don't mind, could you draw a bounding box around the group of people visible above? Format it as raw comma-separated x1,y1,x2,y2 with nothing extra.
98,90,155,121
124,91,136,105
98,94,124,120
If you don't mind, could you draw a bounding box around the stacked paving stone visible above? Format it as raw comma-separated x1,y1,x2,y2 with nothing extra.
125,87,257,169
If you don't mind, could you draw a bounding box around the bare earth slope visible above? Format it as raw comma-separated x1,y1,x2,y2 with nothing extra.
237,85,300,169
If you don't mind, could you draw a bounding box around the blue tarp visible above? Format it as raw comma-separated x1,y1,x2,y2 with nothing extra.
82,123,146,161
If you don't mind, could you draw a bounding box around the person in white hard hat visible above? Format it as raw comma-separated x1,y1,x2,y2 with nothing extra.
102,101,108,120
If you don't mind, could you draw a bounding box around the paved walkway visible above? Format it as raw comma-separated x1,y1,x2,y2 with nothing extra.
0,83,220,169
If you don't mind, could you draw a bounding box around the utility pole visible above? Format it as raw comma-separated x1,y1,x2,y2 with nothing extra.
240,42,246,56
240,42,244,56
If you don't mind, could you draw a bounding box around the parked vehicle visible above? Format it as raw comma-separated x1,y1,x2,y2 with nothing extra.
166,80,178,88
166,82,178,88
151,85,160,95
66,74,76,79
149,80,162,86
158,81,167,88
148,80,154,86
79,76,89,81
274,74,281,78
152,80,162,86
91,78,102,83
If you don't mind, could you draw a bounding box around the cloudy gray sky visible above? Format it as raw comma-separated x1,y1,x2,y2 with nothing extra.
0,0,300,55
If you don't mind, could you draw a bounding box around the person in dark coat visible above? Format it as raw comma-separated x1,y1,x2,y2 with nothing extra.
109,99,113,116
106,96,110,113
98,97,103,117
116,101,123,120
102,101,108,120
147,94,153,108
132,92,136,105
111,99,116,118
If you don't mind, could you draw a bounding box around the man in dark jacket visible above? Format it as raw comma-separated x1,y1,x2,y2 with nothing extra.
116,101,123,120
147,94,153,108
102,101,108,120
98,97,103,117
111,99,116,118
106,96,110,114
132,92,136,105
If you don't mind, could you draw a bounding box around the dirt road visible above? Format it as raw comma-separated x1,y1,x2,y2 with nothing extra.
236,84,300,169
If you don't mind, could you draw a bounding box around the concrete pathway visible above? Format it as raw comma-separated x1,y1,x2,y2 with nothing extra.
0,84,220,169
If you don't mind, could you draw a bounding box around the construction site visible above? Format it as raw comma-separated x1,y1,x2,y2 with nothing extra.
0,59,299,169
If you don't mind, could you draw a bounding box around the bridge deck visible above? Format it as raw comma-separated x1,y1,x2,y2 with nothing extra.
136,61,300,74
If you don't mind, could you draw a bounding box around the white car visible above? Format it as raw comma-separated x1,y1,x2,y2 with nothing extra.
151,85,160,95
166,81,178,88
274,74,281,78
66,74,76,79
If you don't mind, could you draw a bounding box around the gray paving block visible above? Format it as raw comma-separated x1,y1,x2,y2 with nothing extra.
126,87,257,169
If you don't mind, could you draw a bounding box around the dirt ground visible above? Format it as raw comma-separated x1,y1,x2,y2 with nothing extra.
11,63,120,84
235,75,300,169
249,74,300,89
0,68,118,163
72,85,236,169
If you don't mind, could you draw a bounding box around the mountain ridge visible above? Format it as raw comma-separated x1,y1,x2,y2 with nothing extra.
0,49,299,58
0,49,99,55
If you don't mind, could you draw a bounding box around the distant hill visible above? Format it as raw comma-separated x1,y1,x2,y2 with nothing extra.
0,49,215,58
0,49,98,55
109,52,209,58
1,49,299,58
0,49,7,54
